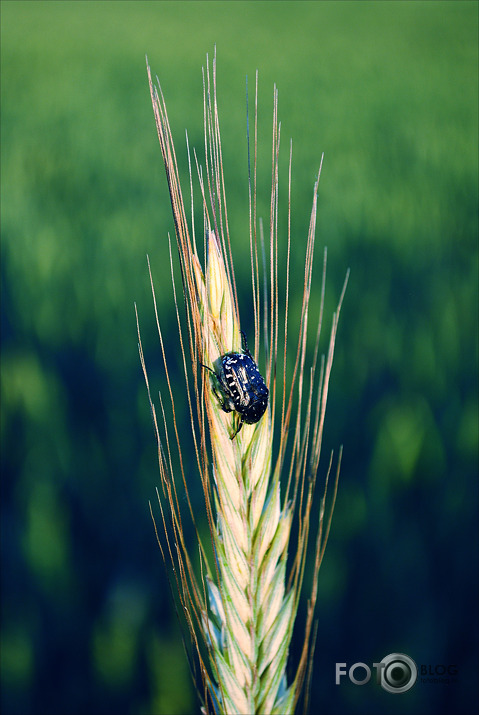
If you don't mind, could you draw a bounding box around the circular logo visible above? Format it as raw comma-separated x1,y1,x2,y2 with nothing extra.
379,653,417,693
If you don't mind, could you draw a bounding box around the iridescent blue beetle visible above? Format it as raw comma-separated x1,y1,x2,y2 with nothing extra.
202,330,269,439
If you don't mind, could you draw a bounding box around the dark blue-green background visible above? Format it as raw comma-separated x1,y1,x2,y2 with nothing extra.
1,2,478,714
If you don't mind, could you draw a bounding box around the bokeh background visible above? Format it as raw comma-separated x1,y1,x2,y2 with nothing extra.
1,2,478,714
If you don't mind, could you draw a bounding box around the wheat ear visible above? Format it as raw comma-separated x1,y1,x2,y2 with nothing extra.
137,51,348,715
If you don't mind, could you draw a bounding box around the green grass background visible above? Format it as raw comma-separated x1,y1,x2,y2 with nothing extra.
1,1,477,714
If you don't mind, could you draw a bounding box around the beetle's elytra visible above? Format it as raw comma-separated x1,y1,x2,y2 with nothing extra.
202,330,269,439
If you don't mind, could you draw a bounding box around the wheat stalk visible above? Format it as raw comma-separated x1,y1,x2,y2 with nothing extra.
137,50,348,715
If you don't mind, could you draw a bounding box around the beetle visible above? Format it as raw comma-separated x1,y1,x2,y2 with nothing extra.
201,330,269,439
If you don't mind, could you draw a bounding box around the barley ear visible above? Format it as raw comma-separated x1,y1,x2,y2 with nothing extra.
139,51,348,715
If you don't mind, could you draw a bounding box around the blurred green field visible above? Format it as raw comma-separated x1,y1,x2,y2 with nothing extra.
1,2,478,714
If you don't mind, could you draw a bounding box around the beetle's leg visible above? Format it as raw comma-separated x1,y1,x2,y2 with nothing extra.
212,384,225,411
200,363,230,413
240,329,252,357
230,414,244,440
211,383,232,414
